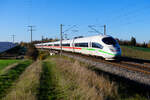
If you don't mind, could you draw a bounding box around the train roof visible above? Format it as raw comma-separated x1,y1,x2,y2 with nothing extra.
36,35,112,45
73,35,110,40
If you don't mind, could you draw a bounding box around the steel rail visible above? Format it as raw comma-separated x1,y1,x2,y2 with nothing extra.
64,52,150,75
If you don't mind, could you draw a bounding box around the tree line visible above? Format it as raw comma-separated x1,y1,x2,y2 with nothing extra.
116,37,150,48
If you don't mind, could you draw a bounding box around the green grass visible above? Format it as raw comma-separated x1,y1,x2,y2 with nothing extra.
121,46,150,60
0,60,32,99
38,56,118,100
3,61,42,100
121,45,150,52
38,61,65,100
0,59,19,71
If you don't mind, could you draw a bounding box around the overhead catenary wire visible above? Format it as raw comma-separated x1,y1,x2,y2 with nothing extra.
88,25,106,35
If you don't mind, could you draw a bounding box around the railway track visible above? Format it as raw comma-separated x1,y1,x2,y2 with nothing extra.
62,52,150,86
63,52,150,75
39,48,150,85
106,61,150,75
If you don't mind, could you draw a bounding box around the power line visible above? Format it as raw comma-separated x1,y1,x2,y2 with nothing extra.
88,25,105,35
64,33,67,40
63,25,78,33
60,24,78,56
62,25,79,39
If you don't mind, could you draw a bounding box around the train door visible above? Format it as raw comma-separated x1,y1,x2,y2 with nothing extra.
71,39,75,53
87,41,93,55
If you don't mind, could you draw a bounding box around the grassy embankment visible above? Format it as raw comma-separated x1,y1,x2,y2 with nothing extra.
38,56,118,100
3,61,42,100
0,60,19,72
0,60,32,99
39,55,149,100
121,46,150,60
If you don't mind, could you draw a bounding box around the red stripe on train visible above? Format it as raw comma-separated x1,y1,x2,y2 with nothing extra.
37,46,82,50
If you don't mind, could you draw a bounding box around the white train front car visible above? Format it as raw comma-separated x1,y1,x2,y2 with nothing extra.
95,35,121,60
73,35,121,60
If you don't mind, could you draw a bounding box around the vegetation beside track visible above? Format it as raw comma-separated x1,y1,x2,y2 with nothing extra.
122,46,150,52
0,60,19,71
0,60,32,99
3,61,41,100
38,61,65,100
38,56,117,100
121,46,150,60
62,54,150,100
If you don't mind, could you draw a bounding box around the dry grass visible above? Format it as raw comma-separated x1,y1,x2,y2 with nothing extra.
50,56,118,100
2,60,42,100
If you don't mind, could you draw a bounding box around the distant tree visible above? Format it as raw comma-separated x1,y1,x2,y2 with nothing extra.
130,37,136,46
141,42,147,48
147,41,150,48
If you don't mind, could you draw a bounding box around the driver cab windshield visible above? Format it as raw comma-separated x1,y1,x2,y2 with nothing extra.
102,37,117,45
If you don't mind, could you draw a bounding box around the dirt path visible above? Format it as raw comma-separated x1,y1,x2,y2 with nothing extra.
0,63,18,75
2,60,42,100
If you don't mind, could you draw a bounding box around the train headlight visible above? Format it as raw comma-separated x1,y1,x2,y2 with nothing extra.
110,48,116,52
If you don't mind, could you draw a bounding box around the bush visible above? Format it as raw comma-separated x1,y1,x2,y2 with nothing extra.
38,51,49,60
25,43,39,60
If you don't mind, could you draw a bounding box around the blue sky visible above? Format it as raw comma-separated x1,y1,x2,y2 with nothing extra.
0,0,150,43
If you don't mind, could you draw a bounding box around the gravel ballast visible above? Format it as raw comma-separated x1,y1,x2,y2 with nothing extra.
63,53,150,86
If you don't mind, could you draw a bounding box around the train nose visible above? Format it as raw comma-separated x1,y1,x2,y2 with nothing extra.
109,47,121,56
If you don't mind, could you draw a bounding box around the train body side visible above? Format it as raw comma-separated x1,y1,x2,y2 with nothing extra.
35,35,121,60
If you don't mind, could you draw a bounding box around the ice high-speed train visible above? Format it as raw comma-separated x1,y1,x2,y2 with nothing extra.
35,35,121,60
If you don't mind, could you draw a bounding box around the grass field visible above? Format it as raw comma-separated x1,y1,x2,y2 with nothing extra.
0,60,32,99
38,56,117,100
0,55,149,100
39,56,149,100
121,46,150,60
3,61,41,100
122,46,150,52
0,60,19,71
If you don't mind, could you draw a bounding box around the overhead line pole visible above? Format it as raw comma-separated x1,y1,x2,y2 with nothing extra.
60,24,63,56
42,35,44,41
59,24,77,56
11,35,16,43
104,24,106,35
28,25,35,43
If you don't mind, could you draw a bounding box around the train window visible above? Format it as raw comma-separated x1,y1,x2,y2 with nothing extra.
48,44,52,46
54,44,59,46
75,43,88,47
62,43,70,46
92,42,103,49
102,37,117,45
